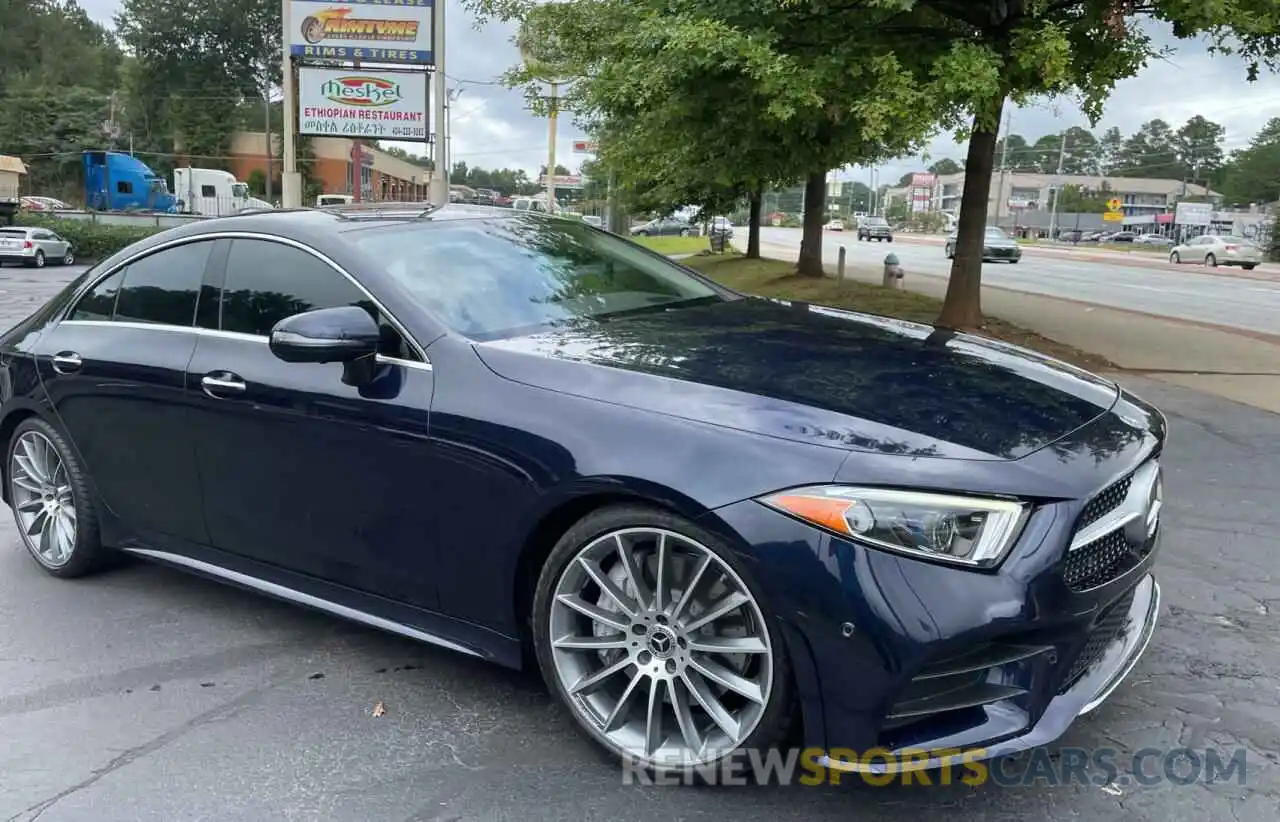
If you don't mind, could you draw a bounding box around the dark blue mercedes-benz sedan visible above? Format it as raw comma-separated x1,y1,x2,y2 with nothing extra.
0,204,1164,779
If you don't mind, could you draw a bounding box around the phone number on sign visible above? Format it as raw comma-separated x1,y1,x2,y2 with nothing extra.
301,120,427,139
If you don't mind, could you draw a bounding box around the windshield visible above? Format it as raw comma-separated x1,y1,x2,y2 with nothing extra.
985,227,1010,239
232,183,249,199
148,178,168,193
1219,235,1250,244
864,217,887,225
350,216,728,340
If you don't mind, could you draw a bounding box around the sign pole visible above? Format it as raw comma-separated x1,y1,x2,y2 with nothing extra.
281,0,301,208
428,0,449,205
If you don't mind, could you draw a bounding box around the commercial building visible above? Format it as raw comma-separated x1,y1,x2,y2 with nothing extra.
229,132,432,203
883,171,1220,231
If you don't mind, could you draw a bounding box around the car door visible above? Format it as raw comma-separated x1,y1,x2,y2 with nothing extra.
185,236,440,610
30,238,218,545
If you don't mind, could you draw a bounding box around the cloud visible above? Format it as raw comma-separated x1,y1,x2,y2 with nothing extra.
80,1,1280,181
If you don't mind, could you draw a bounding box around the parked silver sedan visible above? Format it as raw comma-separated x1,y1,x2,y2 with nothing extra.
1169,234,1263,270
0,226,75,268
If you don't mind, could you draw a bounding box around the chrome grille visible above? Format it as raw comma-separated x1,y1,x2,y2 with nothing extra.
1078,474,1132,530
1064,531,1141,591
1064,460,1161,592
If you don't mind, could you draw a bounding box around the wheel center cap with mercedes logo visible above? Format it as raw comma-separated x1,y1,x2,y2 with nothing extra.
647,626,676,659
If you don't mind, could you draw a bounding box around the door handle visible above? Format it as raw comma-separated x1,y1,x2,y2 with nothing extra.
51,352,82,374
201,372,246,397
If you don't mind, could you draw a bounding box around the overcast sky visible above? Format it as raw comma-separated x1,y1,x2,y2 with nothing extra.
82,0,1280,183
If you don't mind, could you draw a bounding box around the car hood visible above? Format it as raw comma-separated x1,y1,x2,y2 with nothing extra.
472,297,1120,461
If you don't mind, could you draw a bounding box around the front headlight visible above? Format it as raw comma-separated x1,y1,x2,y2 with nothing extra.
758,486,1030,568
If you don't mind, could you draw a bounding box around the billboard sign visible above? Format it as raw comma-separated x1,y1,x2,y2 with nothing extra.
299,68,428,141
910,172,936,187
289,0,435,65
539,174,584,189
1174,201,1212,226
572,140,598,154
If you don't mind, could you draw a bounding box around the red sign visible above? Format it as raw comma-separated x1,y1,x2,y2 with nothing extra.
910,172,937,187
572,140,598,154
1155,213,1174,224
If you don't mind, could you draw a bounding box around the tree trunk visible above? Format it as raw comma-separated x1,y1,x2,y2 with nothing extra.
746,185,762,258
797,171,827,277
937,98,1005,329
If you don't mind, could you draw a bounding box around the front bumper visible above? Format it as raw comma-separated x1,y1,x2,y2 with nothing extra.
984,245,1022,260
821,573,1159,773
704,399,1165,770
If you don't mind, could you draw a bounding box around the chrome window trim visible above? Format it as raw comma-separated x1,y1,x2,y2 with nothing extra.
60,230,431,365
59,319,432,372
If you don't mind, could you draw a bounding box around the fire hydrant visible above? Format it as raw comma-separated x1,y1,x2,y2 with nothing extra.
882,252,904,289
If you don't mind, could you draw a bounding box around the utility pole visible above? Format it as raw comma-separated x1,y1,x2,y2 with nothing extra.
264,90,273,203
994,105,1012,227
545,82,559,212
1047,130,1067,239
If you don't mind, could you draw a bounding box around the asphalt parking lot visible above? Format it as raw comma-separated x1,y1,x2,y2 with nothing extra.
1,266,1278,821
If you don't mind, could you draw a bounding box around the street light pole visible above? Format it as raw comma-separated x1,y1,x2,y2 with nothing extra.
1047,130,1067,239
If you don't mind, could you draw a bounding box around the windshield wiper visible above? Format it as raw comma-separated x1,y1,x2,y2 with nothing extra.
594,295,723,321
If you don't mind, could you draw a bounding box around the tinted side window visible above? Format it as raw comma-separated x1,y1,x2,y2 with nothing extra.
219,240,419,360
114,242,212,326
71,269,125,321
117,181,132,194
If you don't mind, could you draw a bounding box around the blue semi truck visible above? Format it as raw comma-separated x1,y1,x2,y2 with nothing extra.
82,150,177,212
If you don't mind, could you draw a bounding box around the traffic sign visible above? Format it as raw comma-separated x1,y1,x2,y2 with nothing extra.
1106,198,1122,212
1103,211,1124,222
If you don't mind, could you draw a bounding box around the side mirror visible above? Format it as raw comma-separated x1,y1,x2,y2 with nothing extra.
269,305,380,365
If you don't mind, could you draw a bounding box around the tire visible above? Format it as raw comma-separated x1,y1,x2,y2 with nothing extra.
1243,264,1257,270
1170,252,1180,264
7,416,111,578
62,251,74,265
945,245,954,259
887,237,894,243
532,504,795,782
27,250,45,269
1205,253,1217,268
1010,258,1020,264
635,231,649,237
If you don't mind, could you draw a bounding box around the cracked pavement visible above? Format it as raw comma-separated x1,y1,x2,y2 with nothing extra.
0,267,1277,820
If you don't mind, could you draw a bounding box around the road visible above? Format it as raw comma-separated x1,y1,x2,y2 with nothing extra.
755,227,1280,336
1,269,1279,821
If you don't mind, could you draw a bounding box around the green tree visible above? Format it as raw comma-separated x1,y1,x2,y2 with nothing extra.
1173,115,1227,187
1219,117,1280,206
1055,183,1109,213
928,158,963,175
893,0,1280,328
1114,118,1179,178
1098,126,1125,174
115,0,280,169
471,0,947,277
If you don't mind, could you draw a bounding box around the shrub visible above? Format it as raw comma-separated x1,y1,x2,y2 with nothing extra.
14,213,162,261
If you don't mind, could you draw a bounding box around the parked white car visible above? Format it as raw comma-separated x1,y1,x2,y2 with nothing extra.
824,219,844,231
1133,233,1173,246
1169,235,1263,270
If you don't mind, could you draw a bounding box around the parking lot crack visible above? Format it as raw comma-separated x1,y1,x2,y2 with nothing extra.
6,685,270,822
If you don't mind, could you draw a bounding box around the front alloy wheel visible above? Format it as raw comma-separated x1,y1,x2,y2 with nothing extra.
535,507,790,774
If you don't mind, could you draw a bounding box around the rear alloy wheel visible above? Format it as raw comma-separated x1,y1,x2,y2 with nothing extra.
1170,252,1180,264
7,417,109,577
1205,253,1217,268
30,250,45,269
534,506,792,777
